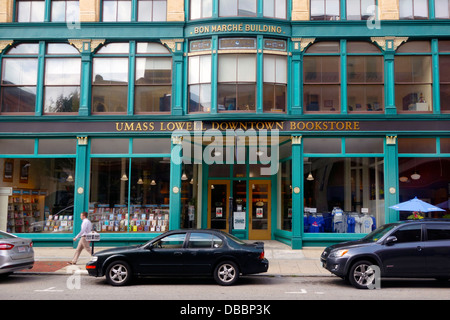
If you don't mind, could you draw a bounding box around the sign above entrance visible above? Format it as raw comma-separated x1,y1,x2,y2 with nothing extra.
1,120,450,134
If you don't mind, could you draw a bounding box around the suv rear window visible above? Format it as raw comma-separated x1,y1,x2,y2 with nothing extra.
427,224,450,241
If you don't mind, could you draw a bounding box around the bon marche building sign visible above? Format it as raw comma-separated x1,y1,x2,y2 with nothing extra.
1,120,450,134
186,22,290,36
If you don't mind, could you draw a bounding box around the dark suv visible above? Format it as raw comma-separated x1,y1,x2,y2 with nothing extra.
321,220,450,289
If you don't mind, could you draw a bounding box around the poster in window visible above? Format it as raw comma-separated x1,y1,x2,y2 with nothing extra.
3,159,13,182
19,160,29,184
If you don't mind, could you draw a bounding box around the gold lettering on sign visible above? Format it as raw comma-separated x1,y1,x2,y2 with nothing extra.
194,23,283,35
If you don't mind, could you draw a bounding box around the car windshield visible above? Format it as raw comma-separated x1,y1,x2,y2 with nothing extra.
360,224,399,242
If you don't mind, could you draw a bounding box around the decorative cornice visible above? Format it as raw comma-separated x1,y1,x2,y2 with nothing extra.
291,38,315,52
371,36,408,51
161,38,184,53
68,39,105,53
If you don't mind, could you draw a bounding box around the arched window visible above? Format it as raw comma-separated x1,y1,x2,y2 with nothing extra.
134,42,172,113
1,43,39,113
44,43,81,114
92,43,129,113
395,41,432,113
303,41,340,113
347,41,384,113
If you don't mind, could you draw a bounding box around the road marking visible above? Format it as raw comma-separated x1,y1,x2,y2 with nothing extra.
34,287,63,292
285,289,307,294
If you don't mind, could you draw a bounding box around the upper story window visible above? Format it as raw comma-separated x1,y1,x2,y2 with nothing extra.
346,0,375,20
1,44,39,113
347,41,384,113
263,0,287,18
395,41,432,113
190,0,213,19
102,0,167,21
44,43,81,114
310,0,340,20
438,40,450,112
435,0,450,19
304,42,341,113
16,0,45,22
263,39,287,113
188,40,212,113
219,0,257,17
51,0,80,22
399,0,428,20
92,42,172,114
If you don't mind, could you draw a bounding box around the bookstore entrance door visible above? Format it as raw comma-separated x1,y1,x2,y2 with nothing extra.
248,180,271,240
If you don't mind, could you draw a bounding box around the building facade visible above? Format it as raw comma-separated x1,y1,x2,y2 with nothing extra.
0,0,449,248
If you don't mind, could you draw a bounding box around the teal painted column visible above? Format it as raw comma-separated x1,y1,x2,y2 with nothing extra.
384,47,397,115
384,135,399,224
340,39,347,114
169,135,183,229
35,41,45,116
128,41,136,115
73,136,89,247
256,35,264,114
291,136,303,249
290,51,303,115
75,40,97,116
211,36,219,114
171,40,184,116
431,39,440,114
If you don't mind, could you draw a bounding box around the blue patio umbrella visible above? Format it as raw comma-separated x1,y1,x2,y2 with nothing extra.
389,197,445,212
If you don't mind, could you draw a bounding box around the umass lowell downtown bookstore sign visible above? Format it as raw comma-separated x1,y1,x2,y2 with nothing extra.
0,120,450,134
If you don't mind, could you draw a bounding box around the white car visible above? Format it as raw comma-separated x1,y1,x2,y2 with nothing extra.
0,230,34,277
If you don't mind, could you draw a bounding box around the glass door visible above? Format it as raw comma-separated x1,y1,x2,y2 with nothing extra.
249,180,271,239
208,180,230,231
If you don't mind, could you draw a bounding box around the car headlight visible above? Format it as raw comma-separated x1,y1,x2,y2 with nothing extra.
90,256,98,262
329,249,349,258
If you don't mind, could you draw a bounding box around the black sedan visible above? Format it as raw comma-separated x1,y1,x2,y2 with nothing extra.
86,229,269,286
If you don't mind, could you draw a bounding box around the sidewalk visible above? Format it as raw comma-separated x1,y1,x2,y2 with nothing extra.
20,241,330,277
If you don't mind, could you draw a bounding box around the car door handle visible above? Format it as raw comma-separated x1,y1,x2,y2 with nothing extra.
174,252,183,256
417,246,423,252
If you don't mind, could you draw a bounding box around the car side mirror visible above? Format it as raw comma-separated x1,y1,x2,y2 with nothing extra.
385,236,397,245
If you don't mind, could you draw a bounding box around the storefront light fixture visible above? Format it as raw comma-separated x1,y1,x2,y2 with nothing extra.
399,176,409,183
121,174,128,181
307,172,314,181
66,174,74,182
181,172,188,180
137,177,144,184
150,179,156,185
411,171,421,180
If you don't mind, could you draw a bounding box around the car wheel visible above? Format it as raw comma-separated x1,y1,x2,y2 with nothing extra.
105,260,132,286
214,261,239,286
348,260,377,289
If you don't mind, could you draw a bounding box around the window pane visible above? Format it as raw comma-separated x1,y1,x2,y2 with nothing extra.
347,0,361,20
435,0,450,18
38,139,77,154
348,56,383,83
304,56,340,83
1,87,36,112
133,138,171,153
303,138,341,153
310,0,325,19
237,55,256,82
188,233,213,248
413,0,428,19
45,58,81,85
91,139,129,153
239,0,257,16
156,234,186,248
427,225,450,241
117,0,132,21
237,84,256,110
399,0,413,19
97,43,130,54
218,55,237,82
7,44,39,55
2,59,38,86
441,138,450,153
398,138,436,153
31,1,45,21
44,86,80,113
326,0,340,18
92,85,128,112
66,0,80,22
47,43,79,55
275,0,286,18
51,1,66,21
135,57,172,84
396,84,432,112
346,138,383,153
136,42,170,54
102,0,117,21
138,0,152,21
189,84,211,112
393,225,422,242
219,0,237,16
348,84,384,112
0,139,34,154
135,85,172,112
17,1,31,22
153,0,167,21
304,84,340,112
440,84,450,112
93,58,129,84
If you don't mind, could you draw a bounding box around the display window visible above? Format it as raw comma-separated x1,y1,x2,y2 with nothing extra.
0,138,76,234
398,137,450,220
88,138,171,233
